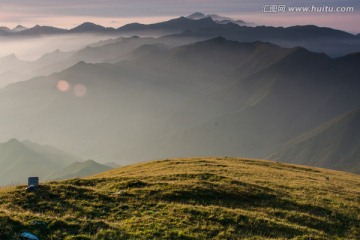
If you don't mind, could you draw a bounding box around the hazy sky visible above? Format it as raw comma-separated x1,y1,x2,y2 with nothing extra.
0,0,359,33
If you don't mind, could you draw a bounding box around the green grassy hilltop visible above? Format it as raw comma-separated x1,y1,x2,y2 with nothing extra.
0,157,359,239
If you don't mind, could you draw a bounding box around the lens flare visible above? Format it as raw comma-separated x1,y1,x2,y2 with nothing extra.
57,80,70,92
73,84,87,97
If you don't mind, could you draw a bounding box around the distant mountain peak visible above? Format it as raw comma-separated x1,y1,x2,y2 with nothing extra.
84,159,97,164
29,25,59,30
12,25,27,32
15,25,67,35
5,138,21,145
170,16,213,23
2,53,19,60
186,12,249,26
70,22,112,33
187,12,206,20
0,26,11,32
78,22,101,27
1,138,27,152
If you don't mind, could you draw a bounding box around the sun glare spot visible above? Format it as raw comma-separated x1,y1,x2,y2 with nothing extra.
57,80,70,92
73,84,87,97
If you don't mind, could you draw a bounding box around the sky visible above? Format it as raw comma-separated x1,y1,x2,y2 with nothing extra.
0,0,359,33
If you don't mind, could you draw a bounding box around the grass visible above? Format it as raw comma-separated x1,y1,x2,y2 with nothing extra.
0,157,359,239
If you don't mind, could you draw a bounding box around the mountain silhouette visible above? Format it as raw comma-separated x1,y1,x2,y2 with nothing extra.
69,22,115,33
187,12,248,25
117,16,216,35
12,25,27,32
0,15,358,56
18,25,67,35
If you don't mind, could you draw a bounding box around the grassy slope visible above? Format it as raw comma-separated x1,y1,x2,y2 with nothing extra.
0,157,359,239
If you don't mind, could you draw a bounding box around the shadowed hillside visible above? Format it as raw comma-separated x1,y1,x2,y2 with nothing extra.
0,157,359,239
269,108,360,174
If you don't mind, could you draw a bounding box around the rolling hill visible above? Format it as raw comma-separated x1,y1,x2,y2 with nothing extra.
0,157,359,239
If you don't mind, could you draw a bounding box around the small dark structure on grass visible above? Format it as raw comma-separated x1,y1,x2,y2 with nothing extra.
27,177,39,192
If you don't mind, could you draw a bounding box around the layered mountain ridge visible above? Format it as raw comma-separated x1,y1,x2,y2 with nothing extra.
0,37,358,174
1,14,359,56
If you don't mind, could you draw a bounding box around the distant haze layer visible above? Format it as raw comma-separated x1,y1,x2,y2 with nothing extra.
0,0,359,33
0,35,117,60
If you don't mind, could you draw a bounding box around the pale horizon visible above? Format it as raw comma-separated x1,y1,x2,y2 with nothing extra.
0,0,359,34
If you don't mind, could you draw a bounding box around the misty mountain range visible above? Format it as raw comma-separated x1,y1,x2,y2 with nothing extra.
0,13,359,180
1,13,359,57
0,12,251,36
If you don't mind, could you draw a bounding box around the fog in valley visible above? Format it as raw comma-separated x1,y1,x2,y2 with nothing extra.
0,16,360,186
0,34,121,60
